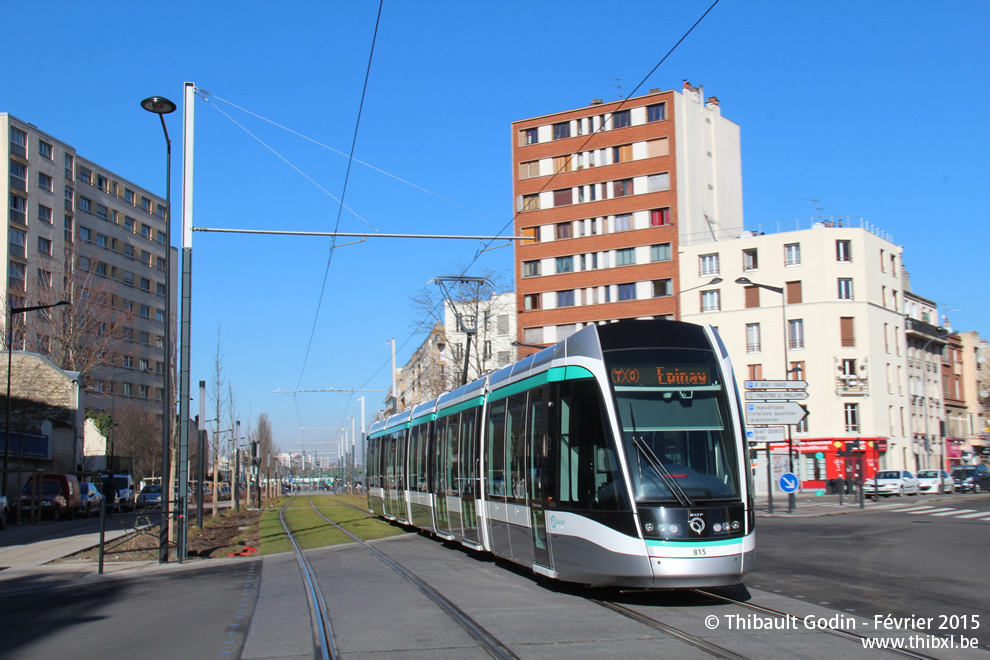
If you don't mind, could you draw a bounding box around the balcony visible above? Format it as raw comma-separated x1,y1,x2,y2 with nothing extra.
836,375,869,396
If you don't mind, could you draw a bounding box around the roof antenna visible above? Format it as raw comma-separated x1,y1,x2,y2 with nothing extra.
801,197,824,215
608,77,623,100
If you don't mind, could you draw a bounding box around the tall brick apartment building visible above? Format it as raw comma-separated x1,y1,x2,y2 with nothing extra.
511,83,742,353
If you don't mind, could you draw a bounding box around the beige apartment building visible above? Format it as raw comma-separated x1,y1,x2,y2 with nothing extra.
680,218,912,489
3,114,176,438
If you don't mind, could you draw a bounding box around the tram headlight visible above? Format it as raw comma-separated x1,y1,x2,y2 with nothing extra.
645,522,655,533
731,520,740,531
668,524,679,535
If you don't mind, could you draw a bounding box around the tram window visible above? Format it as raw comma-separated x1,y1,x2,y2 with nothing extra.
507,395,527,501
395,431,408,491
556,380,629,511
445,414,459,495
528,388,545,501
419,422,431,492
487,401,507,496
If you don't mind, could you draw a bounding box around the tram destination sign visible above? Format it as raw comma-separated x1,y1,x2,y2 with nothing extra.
745,380,808,390
745,401,809,426
745,390,809,401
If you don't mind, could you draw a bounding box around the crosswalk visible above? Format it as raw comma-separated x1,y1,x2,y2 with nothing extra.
883,504,990,521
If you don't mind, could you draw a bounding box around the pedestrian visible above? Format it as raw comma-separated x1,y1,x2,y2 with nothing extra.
103,476,118,515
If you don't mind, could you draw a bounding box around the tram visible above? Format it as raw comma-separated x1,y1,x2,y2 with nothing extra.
366,320,754,589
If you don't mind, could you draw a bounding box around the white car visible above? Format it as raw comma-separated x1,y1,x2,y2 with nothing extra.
866,470,920,497
916,469,954,494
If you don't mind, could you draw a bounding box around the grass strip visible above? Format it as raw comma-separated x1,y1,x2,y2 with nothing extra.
259,495,406,555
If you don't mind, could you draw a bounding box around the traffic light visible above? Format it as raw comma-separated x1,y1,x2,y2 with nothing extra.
836,441,859,457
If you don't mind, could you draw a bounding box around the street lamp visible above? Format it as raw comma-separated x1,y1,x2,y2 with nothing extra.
3,300,70,495
735,276,797,512
675,277,722,319
142,94,176,564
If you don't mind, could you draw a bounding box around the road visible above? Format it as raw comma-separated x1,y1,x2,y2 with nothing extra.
750,493,990,649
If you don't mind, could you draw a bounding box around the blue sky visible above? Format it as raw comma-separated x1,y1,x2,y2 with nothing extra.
4,1,987,460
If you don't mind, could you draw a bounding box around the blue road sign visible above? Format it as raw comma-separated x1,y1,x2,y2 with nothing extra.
779,472,799,493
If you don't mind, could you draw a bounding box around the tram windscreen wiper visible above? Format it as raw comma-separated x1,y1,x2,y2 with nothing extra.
628,404,694,507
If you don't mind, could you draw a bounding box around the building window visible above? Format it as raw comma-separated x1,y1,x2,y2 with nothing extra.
522,194,540,211
140,305,151,319
37,269,53,289
648,172,670,192
613,110,631,128
157,282,166,296
79,197,92,214
556,256,574,273
64,187,74,211
552,122,570,140
9,194,26,224
652,279,672,298
555,222,572,240
96,174,109,192
38,172,53,192
518,161,540,179
78,167,92,185
524,293,541,311
838,278,854,300
553,155,571,173
9,126,27,157
844,403,860,433
553,188,573,206
64,154,73,179
743,248,758,271
141,197,151,213
748,364,763,380
746,323,761,353
744,286,760,308
613,178,633,197
647,103,667,122
786,280,802,304
618,283,637,301
701,289,720,312
38,204,53,224
615,248,635,266
9,160,27,191
651,243,671,262
650,208,670,226
38,141,53,160
612,144,632,163
789,361,805,381
557,290,575,307
614,214,632,232
699,253,719,275
8,228,26,258
836,239,852,262
840,317,855,347
788,319,804,349
96,233,108,248
37,236,53,256
520,128,539,146
784,243,801,266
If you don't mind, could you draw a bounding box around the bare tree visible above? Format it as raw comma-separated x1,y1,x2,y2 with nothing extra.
208,327,226,517
112,402,161,478
12,244,134,385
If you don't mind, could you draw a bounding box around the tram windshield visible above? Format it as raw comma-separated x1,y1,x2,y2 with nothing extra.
606,348,741,504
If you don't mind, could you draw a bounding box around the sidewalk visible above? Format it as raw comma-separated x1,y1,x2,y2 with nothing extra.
754,491,961,517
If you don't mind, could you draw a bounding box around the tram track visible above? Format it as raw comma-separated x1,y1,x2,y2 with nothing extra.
281,495,518,659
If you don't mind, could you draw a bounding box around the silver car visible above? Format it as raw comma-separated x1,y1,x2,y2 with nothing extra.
866,470,920,497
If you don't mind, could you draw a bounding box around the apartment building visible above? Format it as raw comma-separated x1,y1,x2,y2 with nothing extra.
680,218,912,487
512,83,742,351
3,113,176,426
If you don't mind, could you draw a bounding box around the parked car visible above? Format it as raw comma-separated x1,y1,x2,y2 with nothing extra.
136,484,162,509
951,465,990,493
78,482,105,517
0,495,7,529
865,470,920,498
103,473,136,511
20,474,81,520
219,484,232,501
916,469,954,494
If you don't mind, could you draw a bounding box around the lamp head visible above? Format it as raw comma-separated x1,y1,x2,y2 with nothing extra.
735,277,752,285
140,96,177,115
709,277,723,285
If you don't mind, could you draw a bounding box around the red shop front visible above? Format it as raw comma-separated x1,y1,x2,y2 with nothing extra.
768,438,889,489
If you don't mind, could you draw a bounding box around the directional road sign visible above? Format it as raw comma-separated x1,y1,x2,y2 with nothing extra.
745,390,809,400
746,426,786,443
745,380,808,390
779,472,799,493
745,401,809,425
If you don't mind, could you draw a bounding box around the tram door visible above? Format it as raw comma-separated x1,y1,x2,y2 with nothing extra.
528,387,552,568
459,409,480,544
433,418,450,534
446,414,462,537
384,434,396,518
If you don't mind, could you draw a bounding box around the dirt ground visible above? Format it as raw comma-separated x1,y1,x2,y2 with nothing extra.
61,507,265,563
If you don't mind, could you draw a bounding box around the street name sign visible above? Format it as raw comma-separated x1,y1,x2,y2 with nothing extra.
745,401,809,425
745,390,809,401
745,380,808,389
746,427,786,443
